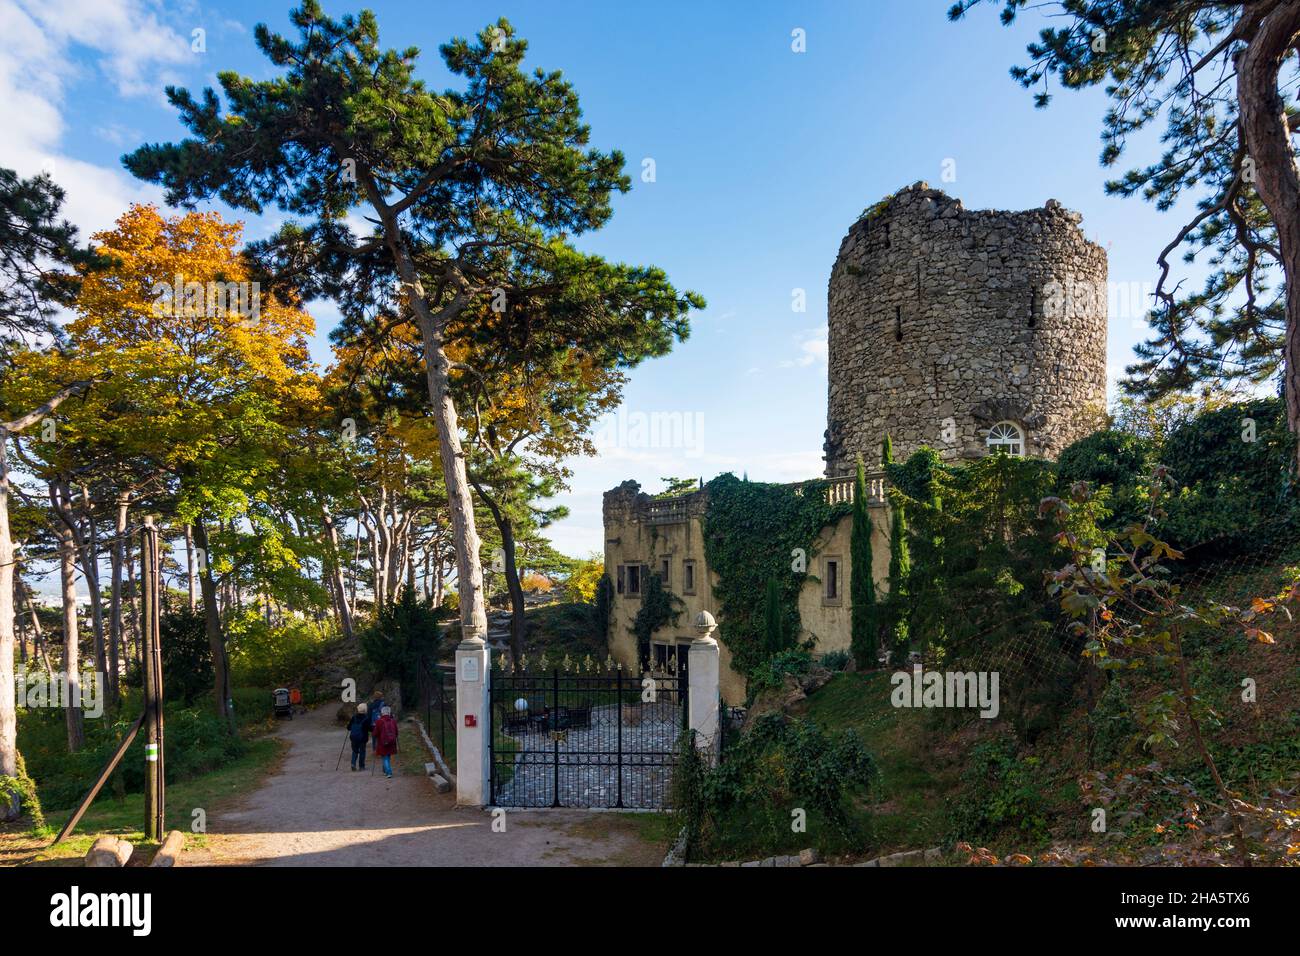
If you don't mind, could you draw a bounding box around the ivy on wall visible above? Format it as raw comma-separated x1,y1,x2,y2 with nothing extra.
630,572,682,663
595,573,615,643
702,473,850,675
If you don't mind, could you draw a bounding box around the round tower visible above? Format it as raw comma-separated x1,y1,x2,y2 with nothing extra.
824,182,1108,475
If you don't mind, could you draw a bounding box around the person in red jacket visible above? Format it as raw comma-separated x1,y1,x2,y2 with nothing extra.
373,706,399,778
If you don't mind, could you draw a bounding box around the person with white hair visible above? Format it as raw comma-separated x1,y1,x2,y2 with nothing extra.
372,704,399,778
346,703,370,771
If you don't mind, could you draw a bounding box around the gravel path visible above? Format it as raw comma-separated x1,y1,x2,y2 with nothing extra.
186,704,665,866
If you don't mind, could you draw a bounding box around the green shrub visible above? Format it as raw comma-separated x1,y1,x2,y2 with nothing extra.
1056,429,1157,528
945,734,1049,846
819,649,851,672
745,647,814,701
1089,678,1139,766
359,587,444,708
594,574,614,643
228,614,336,691
677,712,877,859
18,700,247,811
159,607,213,704
1158,397,1298,553
0,752,44,828
1057,429,1158,489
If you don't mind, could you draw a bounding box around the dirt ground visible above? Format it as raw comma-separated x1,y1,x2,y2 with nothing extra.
185,704,666,866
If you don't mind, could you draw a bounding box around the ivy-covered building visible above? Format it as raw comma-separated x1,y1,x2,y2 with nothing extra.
602,474,893,703
602,185,1107,703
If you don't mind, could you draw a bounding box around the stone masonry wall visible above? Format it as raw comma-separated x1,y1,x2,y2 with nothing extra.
825,182,1108,475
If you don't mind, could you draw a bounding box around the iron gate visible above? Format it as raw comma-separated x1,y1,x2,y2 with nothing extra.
489,665,686,809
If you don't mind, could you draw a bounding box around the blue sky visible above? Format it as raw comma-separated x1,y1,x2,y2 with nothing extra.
0,0,1195,559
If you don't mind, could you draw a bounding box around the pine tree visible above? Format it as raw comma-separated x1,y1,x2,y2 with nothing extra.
850,455,877,668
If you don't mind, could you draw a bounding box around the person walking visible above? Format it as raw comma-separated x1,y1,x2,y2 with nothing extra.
346,703,370,771
368,690,385,753
373,705,399,779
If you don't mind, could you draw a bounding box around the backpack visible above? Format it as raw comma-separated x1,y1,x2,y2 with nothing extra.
348,716,367,743
377,717,397,749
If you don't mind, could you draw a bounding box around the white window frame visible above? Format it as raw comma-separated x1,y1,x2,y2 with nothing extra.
986,421,1025,457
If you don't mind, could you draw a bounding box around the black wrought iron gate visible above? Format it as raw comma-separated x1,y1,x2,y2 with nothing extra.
489,665,686,809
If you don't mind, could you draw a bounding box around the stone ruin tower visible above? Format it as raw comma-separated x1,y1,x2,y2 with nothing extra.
824,182,1108,476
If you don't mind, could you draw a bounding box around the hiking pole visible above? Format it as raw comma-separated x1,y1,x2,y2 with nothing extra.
335,732,348,771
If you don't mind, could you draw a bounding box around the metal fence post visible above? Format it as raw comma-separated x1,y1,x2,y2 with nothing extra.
616,665,624,808
550,668,560,808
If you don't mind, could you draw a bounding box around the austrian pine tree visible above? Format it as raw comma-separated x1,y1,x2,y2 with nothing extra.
123,3,700,645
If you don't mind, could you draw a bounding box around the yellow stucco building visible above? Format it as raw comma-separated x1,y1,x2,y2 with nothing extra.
602,474,893,704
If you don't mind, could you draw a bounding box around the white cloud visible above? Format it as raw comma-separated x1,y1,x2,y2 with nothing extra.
0,0,189,236
15,0,191,98
779,325,828,368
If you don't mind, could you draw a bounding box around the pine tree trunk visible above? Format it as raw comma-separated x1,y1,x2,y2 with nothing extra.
191,519,235,733
77,489,110,707
109,498,128,699
0,433,19,795
321,507,354,641
473,482,526,659
51,482,85,753
1237,3,1300,469
21,581,52,681
362,175,487,643
126,542,140,666
185,524,198,612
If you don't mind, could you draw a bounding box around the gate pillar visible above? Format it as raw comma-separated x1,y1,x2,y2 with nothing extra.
455,628,490,806
687,636,721,766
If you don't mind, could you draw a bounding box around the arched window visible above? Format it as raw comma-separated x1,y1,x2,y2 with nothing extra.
986,421,1024,457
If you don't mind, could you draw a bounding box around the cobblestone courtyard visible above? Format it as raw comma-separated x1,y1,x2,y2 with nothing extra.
493,701,683,808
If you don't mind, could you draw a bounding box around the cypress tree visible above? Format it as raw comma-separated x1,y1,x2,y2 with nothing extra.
850,455,877,668
762,576,786,654
883,435,911,664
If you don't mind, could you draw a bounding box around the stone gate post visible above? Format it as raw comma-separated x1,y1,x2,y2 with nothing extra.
455,626,490,806
687,630,721,766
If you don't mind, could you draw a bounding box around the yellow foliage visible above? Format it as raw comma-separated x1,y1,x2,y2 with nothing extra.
566,554,604,603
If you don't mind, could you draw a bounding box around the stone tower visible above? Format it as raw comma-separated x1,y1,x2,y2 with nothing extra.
824,182,1108,476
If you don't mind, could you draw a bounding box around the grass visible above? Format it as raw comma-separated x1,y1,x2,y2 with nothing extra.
520,601,606,662
797,670,958,852
1,736,284,865
677,670,960,863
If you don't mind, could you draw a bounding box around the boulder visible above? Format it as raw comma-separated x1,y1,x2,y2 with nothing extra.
797,664,834,696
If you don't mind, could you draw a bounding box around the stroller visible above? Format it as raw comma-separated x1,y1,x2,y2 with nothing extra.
272,687,293,719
